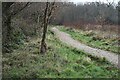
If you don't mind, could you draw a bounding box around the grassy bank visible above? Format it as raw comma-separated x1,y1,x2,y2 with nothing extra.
2,29,118,78
59,26,119,54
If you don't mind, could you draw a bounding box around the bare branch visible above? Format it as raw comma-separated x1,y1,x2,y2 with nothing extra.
10,2,32,17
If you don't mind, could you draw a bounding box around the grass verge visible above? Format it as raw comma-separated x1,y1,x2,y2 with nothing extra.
59,26,120,54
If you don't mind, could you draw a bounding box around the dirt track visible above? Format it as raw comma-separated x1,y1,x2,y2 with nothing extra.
51,27,119,68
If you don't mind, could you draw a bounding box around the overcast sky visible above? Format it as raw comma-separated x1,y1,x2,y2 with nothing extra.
69,0,119,4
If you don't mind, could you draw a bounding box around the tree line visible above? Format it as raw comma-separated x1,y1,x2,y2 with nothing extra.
51,2,119,26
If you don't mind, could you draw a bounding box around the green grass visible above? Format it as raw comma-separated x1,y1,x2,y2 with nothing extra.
59,26,120,54
2,29,118,79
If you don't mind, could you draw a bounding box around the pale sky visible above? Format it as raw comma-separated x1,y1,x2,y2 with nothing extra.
70,0,119,4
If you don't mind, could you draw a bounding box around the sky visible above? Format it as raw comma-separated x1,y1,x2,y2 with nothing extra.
69,0,119,4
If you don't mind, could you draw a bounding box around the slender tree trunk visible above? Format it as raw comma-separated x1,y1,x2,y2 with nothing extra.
40,2,49,54
40,2,55,54
37,14,40,23
40,21,48,54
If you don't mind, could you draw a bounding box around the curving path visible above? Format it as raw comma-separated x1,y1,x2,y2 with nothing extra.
50,27,119,68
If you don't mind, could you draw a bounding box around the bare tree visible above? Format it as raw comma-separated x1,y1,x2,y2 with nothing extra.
40,2,55,54
2,2,31,52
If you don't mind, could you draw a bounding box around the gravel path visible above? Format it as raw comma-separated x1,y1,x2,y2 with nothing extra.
50,27,119,68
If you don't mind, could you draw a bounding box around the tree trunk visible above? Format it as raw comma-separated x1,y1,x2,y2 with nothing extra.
2,15,12,53
40,2,49,54
40,21,48,54
40,2,55,54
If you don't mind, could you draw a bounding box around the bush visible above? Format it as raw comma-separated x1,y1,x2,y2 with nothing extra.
3,28,26,53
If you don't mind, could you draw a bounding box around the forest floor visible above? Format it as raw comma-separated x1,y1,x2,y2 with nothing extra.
50,27,119,68
3,27,119,78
